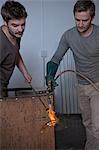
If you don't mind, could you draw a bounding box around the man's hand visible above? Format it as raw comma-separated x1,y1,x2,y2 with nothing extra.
46,75,58,92
24,72,32,83
46,61,58,91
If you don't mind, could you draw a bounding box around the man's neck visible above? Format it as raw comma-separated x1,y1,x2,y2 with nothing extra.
80,24,93,37
2,25,17,46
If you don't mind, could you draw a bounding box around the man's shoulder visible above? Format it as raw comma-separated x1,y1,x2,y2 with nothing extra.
66,26,76,33
61,26,77,39
63,26,76,35
93,24,99,30
93,24,99,35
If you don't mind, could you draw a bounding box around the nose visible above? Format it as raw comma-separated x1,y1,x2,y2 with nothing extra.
79,20,83,27
18,26,24,32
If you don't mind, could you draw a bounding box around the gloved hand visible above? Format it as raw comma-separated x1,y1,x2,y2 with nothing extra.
46,75,58,91
46,61,58,91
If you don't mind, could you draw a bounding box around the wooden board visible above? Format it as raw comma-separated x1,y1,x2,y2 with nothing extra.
0,95,55,150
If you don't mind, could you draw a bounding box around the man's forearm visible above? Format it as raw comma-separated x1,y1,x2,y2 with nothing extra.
16,52,28,75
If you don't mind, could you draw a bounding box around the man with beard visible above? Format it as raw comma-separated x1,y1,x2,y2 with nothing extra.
0,0,32,97
46,0,99,149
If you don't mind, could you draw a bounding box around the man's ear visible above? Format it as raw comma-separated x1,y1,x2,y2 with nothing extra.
4,21,8,26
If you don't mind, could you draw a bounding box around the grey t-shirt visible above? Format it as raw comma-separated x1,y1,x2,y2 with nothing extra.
0,26,20,86
51,24,99,84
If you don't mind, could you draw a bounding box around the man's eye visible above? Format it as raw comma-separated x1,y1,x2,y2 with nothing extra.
83,20,88,22
76,19,80,21
12,24,18,27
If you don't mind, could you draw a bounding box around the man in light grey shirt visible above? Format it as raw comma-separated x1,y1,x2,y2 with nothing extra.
46,0,99,149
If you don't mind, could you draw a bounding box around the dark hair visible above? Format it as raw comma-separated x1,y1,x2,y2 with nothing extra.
73,0,95,18
1,0,28,22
